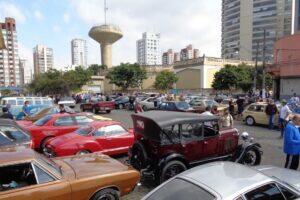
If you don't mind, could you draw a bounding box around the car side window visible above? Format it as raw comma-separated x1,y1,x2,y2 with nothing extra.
32,164,55,184
0,126,30,142
203,123,218,138
0,162,37,192
245,183,285,200
159,103,167,110
93,127,106,137
248,105,256,111
277,184,298,199
161,124,180,145
74,116,94,125
105,125,126,136
54,116,75,126
167,103,176,110
181,123,203,142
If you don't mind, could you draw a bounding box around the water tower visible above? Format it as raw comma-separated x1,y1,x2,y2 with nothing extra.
88,0,123,68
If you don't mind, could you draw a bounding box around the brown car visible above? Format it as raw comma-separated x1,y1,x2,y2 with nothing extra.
0,147,140,200
24,106,74,122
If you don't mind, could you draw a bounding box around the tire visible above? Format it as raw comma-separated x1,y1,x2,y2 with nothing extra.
246,116,255,126
91,188,119,200
240,147,261,166
93,107,98,114
130,141,148,170
106,110,111,114
160,160,187,183
118,104,124,109
142,105,148,111
76,150,90,155
40,136,54,152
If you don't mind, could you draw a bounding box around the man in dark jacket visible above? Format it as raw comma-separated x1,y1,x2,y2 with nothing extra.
0,107,13,119
265,99,278,129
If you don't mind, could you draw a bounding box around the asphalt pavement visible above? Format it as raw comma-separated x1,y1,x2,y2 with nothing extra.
95,109,287,200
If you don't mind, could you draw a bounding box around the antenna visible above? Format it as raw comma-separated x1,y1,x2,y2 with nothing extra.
104,0,108,25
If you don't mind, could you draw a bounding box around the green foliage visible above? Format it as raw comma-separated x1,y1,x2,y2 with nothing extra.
28,66,92,95
154,71,178,91
106,63,147,91
88,64,107,75
212,64,273,92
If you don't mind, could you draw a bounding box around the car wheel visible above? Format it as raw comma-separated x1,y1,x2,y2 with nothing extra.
40,136,54,152
76,150,90,155
91,188,119,200
246,116,255,126
106,110,111,114
93,107,98,114
142,105,148,111
130,141,148,170
161,160,187,183
119,104,124,109
241,147,261,166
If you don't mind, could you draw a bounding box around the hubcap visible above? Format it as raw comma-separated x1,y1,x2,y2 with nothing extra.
164,164,185,180
244,150,257,165
98,194,116,200
247,117,254,125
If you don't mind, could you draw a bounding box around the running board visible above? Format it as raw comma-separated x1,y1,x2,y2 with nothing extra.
189,155,232,166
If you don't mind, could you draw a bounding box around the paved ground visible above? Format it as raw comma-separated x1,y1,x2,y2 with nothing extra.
96,109,287,200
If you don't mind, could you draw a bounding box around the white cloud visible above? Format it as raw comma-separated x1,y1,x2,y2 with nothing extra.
34,10,44,21
63,13,70,23
53,25,61,33
0,2,26,23
70,0,221,66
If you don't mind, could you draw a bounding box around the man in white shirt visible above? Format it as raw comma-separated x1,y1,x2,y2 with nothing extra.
200,106,213,127
279,99,292,138
291,93,300,104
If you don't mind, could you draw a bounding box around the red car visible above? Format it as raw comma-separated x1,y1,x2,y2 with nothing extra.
17,113,98,151
43,121,134,157
80,98,115,114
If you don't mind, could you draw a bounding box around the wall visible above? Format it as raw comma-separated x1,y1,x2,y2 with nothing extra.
176,68,201,90
280,78,300,99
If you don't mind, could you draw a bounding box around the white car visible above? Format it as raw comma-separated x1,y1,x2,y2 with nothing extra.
58,97,76,108
139,97,157,111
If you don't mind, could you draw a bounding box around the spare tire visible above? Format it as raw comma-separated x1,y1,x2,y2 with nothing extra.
130,141,148,170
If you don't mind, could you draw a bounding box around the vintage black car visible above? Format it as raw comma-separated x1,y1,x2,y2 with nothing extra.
0,119,31,147
129,111,262,183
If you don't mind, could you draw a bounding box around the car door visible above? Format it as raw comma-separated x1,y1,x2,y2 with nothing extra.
202,124,219,158
0,161,71,200
52,116,78,136
180,123,204,162
256,105,268,125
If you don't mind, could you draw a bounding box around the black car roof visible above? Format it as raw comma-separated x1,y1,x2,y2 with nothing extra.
132,111,219,128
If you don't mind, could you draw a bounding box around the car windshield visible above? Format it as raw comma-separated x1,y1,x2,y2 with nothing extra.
31,107,51,117
34,115,52,126
176,102,190,110
75,126,93,136
37,155,62,176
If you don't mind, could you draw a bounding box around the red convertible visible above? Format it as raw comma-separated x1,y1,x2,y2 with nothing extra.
17,113,106,151
43,121,134,157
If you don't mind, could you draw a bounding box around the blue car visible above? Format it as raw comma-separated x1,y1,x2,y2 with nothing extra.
15,104,50,120
114,96,129,109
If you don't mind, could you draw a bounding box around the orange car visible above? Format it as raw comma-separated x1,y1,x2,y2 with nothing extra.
0,146,140,200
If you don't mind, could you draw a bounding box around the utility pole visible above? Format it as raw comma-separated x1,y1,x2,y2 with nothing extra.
262,29,266,99
253,41,259,92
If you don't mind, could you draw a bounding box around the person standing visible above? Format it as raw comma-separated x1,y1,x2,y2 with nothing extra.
284,115,300,170
220,110,233,128
279,99,292,138
228,99,235,118
236,96,245,120
59,104,66,113
291,93,300,104
265,100,278,129
0,107,13,119
22,101,30,117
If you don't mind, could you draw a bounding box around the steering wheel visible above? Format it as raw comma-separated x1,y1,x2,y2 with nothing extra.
21,167,33,180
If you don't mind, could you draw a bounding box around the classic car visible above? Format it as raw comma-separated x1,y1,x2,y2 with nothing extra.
242,102,280,126
129,111,262,183
189,99,223,113
142,162,300,200
153,101,196,113
0,146,140,200
17,113,111,151
58,97,76,108
23,106,75,122
114,96,129,109
43,120,134,157
139,97,157,111
0,119,31,148
80,98,115,114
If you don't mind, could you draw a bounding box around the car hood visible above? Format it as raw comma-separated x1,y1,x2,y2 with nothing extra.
255,165,300,190
48,133,84,147
59,101,75,104
57,153,133,179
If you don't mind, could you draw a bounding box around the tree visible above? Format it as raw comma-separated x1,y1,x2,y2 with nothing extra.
154,71,178,91
63,66,92,92
88,64,107,75
212,65,239,91
106,63,147,91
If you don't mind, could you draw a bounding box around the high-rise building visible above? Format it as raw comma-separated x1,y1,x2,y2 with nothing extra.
33,45,53,76
174,52,180,62
180,45,199,61
162,49,174,65
19,58,25,86
136,32,161,65
71,39,87,69
292,0,300,33
0,17,20,86
222,0,295,62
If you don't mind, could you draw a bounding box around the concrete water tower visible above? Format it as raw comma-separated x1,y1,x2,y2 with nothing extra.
88,0,123,68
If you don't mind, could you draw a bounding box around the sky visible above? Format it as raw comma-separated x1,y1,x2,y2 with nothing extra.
0,0,221,71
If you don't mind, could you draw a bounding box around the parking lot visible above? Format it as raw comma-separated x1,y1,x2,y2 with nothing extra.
100,109,287,200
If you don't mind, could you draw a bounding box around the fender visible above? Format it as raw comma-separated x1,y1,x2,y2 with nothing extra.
158,153,188,170
235,142,262,163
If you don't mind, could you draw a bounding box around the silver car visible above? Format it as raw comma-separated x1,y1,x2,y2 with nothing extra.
142,162,300,200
